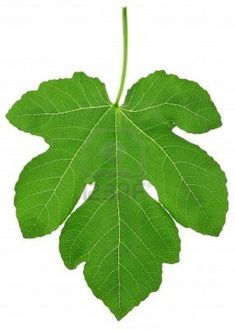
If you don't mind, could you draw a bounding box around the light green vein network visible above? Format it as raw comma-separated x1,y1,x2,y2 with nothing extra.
7,7,228,320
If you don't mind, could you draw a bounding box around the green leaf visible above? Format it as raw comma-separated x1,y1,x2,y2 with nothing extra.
7,7,228,320
7,70,227,319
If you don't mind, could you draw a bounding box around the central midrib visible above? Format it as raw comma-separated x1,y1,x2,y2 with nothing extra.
114,108,122,310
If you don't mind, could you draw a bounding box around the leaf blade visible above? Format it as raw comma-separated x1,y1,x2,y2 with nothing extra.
7,70,227,319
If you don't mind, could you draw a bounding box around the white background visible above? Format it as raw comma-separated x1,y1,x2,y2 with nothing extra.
0,0,235,328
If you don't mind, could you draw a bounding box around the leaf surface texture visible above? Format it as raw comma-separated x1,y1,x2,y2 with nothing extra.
7,71,228,319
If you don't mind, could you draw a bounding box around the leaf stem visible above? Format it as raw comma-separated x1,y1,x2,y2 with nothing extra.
114,7,128,106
